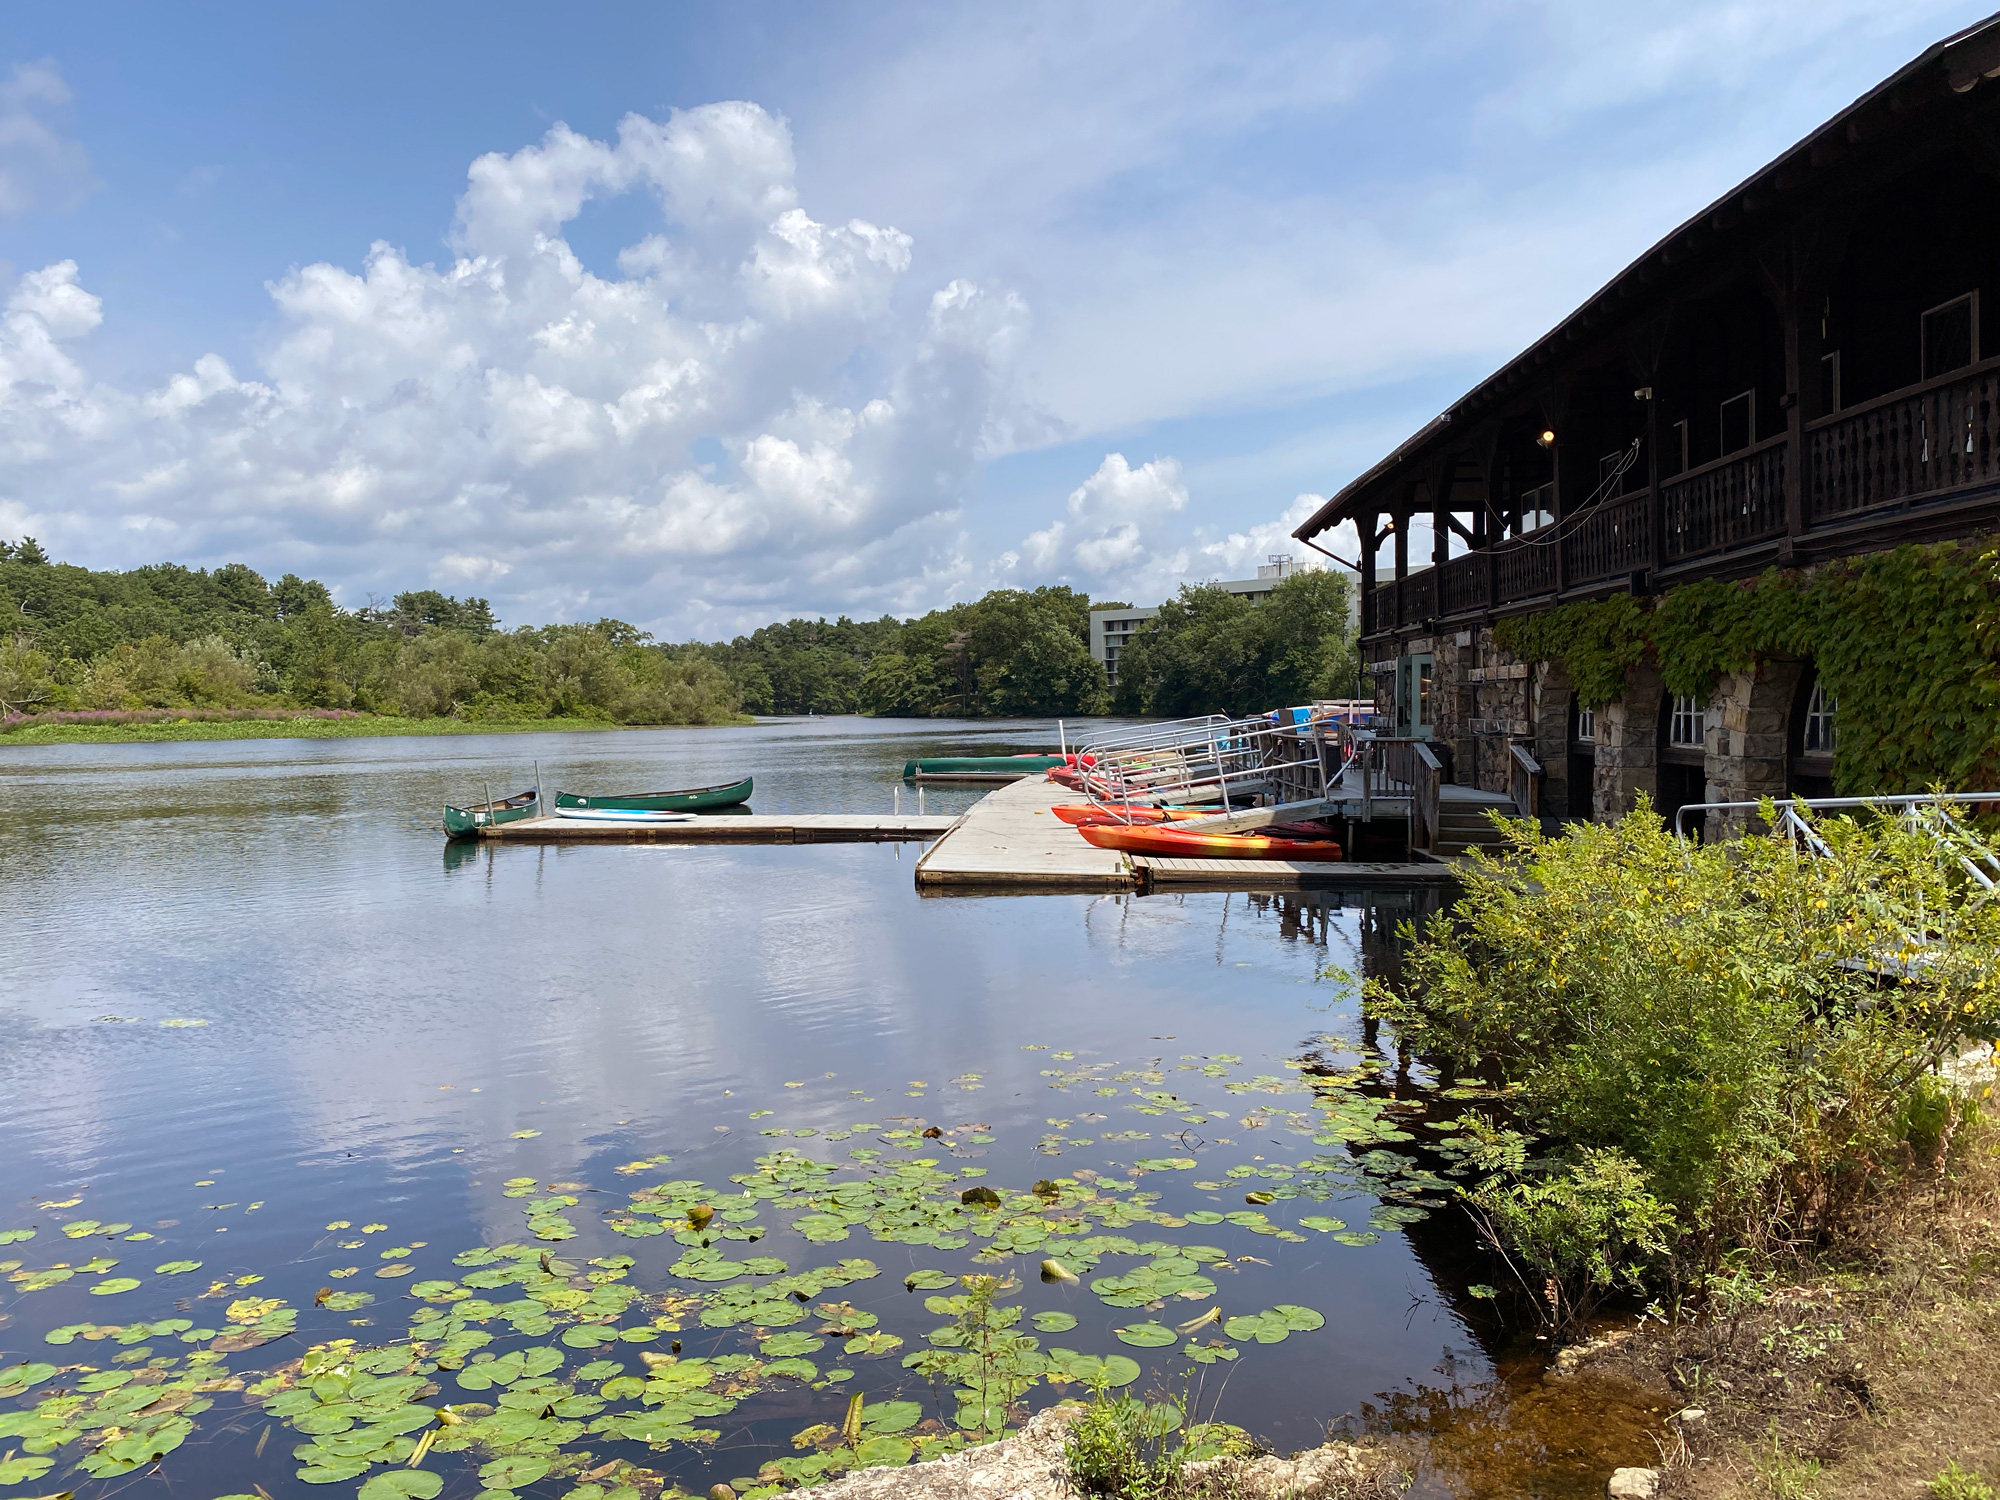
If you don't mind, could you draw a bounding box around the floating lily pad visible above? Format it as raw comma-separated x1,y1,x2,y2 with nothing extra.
902,1269,955,1290
154,1259,202,1274
1182,1340,1239,1364
1114,1322,1176,1347
1296,1216,1347,1233
1032,1311,1078,1332
758,1332,824,1357
89,1276,142,1295
359,1473,445,1500
1223,1305,1326,1344
0,1228,34,1244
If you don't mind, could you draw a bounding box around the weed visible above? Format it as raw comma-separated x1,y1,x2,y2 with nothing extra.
1930,1461,1999,1500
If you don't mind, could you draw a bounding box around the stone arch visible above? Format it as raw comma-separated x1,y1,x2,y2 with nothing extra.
1703,657,1809,838
1591,664,1664,822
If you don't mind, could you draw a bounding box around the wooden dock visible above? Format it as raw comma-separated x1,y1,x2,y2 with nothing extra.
477,813,957,845
1130,854,1461,890
914,775,1135,890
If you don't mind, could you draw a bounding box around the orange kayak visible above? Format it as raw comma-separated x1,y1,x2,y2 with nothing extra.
1050,802,1205,826
1076,822,1344,861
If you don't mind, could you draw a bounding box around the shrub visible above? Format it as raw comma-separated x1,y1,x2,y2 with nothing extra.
1369,798,2000,1297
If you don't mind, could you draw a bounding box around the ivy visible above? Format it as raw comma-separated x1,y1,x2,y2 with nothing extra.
1492,539,2000,794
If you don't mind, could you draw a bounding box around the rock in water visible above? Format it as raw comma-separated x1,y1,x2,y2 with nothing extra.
1606,1469,1660,1500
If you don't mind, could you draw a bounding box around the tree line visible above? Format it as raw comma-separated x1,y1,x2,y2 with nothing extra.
0,536,1356,724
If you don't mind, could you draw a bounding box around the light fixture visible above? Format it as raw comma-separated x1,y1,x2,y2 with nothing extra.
1536,429,1556,448
1633,386,1654,401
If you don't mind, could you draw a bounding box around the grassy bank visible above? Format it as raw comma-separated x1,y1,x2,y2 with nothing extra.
1578,1114,2000,1498
0,714,750,746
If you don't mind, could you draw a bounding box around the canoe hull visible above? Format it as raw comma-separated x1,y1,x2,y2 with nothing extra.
443,790,539,839
552,807,697,824
553,777,752,813
1076,822,1344,861
902,755,1086,779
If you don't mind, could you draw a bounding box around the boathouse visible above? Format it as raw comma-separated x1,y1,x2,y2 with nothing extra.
1294,16,2000,836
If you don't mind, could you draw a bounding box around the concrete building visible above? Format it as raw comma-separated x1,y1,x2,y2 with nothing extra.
1088,558,1350,687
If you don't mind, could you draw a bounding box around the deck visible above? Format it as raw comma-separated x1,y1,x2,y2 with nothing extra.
1130,854,1461,890
913,775,1134,890
475,813,956,844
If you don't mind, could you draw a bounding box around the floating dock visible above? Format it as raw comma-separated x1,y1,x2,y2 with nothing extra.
475,813,956,844
912,775,1461,892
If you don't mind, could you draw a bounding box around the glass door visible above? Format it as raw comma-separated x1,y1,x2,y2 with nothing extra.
1394,654,1435,740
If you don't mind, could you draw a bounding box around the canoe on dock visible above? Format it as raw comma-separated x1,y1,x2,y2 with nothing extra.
443,789,540,839
902,754,1077,781
553,777,753,813
1075,821,1345,861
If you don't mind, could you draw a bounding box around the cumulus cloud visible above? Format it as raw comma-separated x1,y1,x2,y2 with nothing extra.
1001,455,1343,604
0,62,96,218
0,102,1036,634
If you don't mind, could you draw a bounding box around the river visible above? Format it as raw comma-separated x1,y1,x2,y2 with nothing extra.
0,718,1663,1499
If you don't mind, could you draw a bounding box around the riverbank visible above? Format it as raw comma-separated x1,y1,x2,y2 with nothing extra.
1567,1122,2000,1498
0,711,752,745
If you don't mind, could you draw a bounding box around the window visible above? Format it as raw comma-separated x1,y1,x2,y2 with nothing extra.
1921,291,1978,380
1820,351,1841,413
1669,419,1690,476
1516,482,1554,535
1574,705,1595,743
1802,682,1836,754
1417,660,1433,727
1669,695,1706,748
1719,390,1755,454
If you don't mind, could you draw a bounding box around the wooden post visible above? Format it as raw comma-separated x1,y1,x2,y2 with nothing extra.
1358,506,1378,635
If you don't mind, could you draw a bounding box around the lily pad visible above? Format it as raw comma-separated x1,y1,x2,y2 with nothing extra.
89,1276,143,1295
359,1473,446,1500
1031,1311,1079,1332
1114,1321,1176,1347
0,1228,35,1244
0,1454,54,1485
903,1269,955,1290
1296,1216,1347,1233
154,1259,203,1274
480,1454,555,1488
1222,1305,1326,1344
758,1332,824,1357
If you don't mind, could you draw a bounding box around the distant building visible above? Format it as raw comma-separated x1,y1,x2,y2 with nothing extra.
1089,557,1352,687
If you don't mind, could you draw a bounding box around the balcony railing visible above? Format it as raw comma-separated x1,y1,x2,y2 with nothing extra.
1360,363,2000,638
1662,433,1786,561
1807,355,2000,523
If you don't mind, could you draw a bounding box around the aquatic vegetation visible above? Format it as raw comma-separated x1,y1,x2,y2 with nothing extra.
0,1047,1470,1497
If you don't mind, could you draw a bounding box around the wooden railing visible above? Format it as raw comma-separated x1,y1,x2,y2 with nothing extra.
1360,361,2000,639
1807,355,2000,522
1562,491,1650,584
1662,433,1787,560
1374,738,1443,850
1508,742,1542,820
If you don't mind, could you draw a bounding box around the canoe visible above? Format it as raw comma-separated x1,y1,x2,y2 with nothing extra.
1075,821,1345,861
552,807,697,824
903,754,1076,780
443,789,539,840
1050,802,1205,826
553,777,752,813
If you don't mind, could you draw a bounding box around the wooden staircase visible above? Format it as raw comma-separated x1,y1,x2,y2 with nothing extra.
1433,788,1532,857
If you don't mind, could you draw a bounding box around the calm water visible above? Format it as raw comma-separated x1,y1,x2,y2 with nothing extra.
0,719,1660,1499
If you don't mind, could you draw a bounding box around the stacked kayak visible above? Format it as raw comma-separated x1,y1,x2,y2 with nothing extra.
554,807,695,824
1050,802,1205,826
553,777,752,813
1076,821,1344,861
443,789,540,839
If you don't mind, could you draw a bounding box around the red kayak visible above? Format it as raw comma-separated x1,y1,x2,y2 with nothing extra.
1076,822,1345,861
1050,802,1204,826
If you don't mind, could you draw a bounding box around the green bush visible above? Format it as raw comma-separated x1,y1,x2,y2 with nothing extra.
1369,799,2000,1302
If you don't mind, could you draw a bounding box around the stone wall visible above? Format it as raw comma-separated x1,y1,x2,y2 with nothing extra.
1592,664,1663,821
1702,658,1807,839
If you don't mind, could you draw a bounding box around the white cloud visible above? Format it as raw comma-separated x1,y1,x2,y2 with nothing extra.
0,103,1035,632
0,61,96,219
999,455,1346,604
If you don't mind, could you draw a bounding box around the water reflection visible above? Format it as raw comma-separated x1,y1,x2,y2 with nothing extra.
0,722,1651,1497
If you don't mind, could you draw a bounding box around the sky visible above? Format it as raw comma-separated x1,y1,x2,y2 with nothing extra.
0,1,1987,640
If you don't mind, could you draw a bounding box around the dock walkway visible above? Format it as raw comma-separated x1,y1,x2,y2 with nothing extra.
478,813,955,844
914,776,1133,890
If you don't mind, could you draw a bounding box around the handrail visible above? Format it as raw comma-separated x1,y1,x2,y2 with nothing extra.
1658,427,1788,493
1507,742,1542,820
1671,790,2000,839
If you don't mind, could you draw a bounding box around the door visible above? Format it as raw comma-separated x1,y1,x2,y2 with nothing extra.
1394,654,1435,740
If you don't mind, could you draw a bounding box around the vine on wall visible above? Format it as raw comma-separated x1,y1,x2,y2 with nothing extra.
1492,539,2000,794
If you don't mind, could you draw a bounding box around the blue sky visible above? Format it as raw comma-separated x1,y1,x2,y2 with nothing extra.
0,1,1986,636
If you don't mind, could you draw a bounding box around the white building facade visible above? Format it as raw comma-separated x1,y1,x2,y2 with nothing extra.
1088,559,1351,688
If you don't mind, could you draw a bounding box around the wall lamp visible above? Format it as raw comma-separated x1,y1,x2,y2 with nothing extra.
1535,429,1556,448
1633,386,1654,401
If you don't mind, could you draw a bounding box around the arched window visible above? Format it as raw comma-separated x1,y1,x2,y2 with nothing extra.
1789,671,1836,799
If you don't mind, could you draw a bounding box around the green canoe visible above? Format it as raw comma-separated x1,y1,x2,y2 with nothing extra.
902,755,1069,780
552,776,754,814
443,788,540,839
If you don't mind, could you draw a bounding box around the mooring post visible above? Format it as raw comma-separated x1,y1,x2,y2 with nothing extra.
482,779,495,832
534,760,545,820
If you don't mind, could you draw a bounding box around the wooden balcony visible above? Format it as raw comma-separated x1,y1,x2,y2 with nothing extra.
1360,361,2000,639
